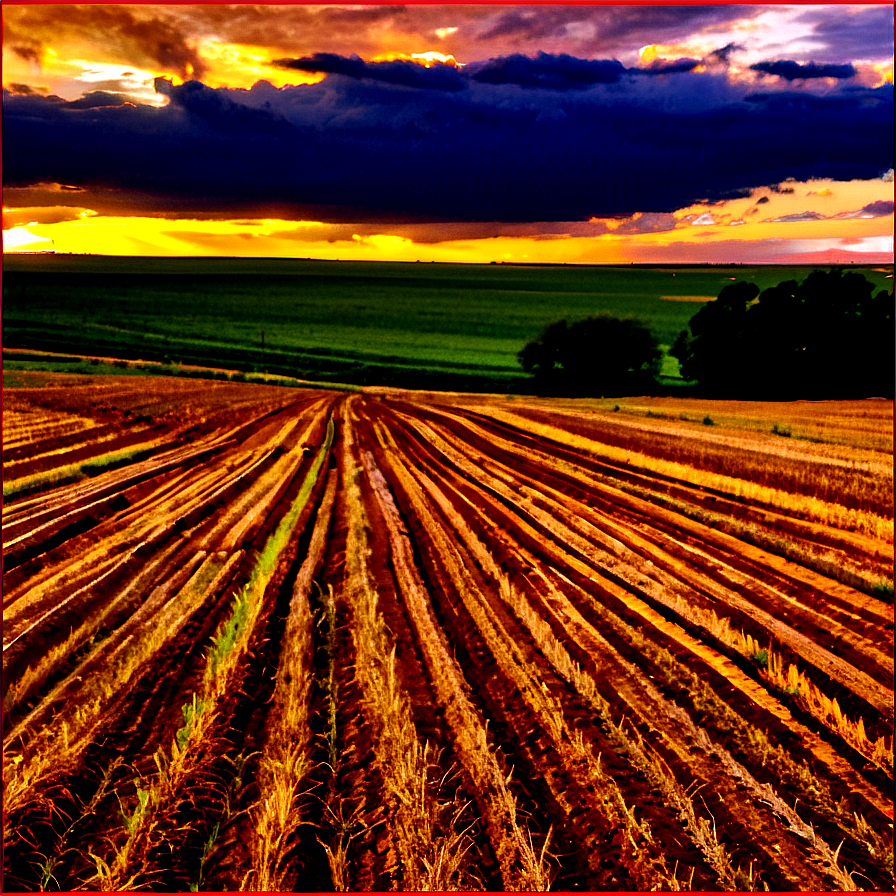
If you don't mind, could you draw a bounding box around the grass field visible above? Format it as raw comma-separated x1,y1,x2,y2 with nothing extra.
5,256,891,392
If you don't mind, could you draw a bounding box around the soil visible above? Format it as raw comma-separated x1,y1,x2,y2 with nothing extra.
3,374,892,892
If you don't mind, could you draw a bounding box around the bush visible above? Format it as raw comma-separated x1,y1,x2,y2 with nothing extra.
518,314,661,397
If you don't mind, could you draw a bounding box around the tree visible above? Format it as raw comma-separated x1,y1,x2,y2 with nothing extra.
672,268,894,399
518,314,661,396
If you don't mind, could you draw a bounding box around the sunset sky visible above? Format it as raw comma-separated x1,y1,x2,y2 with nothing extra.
3,2,894,264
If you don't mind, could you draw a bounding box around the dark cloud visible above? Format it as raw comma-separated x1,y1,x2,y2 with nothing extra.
2,205,94,227
750,60,857,81
860,200,895,217
467,53,626,88
705,44,743,66
6,83,48,97
67,91,134,110
151,4,758,67
274,54,465,91
3,55,892,224
612,213,679,235
159,4,422,63
11,43,43,66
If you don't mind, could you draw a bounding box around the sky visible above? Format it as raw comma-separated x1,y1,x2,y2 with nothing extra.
2,2,894,264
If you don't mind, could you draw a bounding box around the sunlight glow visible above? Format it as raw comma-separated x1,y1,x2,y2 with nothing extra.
371,51,460,67
2,176,891,265
2,226,54,251
196,40,326,89
871,62,894,87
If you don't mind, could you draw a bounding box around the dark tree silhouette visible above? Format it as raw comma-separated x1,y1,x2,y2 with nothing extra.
672,268,894,399
518,314,661,396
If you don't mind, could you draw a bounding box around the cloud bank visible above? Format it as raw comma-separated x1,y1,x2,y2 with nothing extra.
3,51,892,223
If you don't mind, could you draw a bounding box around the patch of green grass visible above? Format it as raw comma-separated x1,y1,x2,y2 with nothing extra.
4,354,363,392
119,781,152,835
176,694,207,751
771,423,792,437
8,257,884,392
2,442,161,501
206,585,252,683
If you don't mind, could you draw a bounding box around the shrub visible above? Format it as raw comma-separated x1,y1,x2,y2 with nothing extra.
518,314,661,397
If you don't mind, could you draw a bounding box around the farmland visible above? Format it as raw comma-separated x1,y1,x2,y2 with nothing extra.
4,256,892,391
2,371,894,891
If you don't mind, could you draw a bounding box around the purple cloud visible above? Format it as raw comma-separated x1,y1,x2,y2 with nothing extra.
750,60,857,81
794,5,895,65
765,211,827,223
832,200,895,220
766,201,894,224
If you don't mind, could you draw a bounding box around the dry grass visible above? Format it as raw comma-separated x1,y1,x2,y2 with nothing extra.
479,407,894,542
339,404,483,891
504,577,744,889
2,405,97,451
747,634,893,772
370,418,673,890
365,420,558,891
589,591,894,885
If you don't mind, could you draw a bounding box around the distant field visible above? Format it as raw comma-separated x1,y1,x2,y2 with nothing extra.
3,256,892,392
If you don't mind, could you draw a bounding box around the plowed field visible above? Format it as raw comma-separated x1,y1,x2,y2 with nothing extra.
3,373,893,892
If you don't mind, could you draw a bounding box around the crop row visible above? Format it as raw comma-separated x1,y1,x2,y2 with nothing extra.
2,374,892,891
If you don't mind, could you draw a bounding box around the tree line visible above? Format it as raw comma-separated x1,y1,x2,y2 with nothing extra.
518,268,893,399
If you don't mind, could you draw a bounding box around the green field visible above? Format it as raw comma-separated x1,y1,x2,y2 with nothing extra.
3,256,892,392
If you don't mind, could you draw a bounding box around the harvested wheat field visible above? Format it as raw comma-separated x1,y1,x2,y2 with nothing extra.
2,371,893,892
